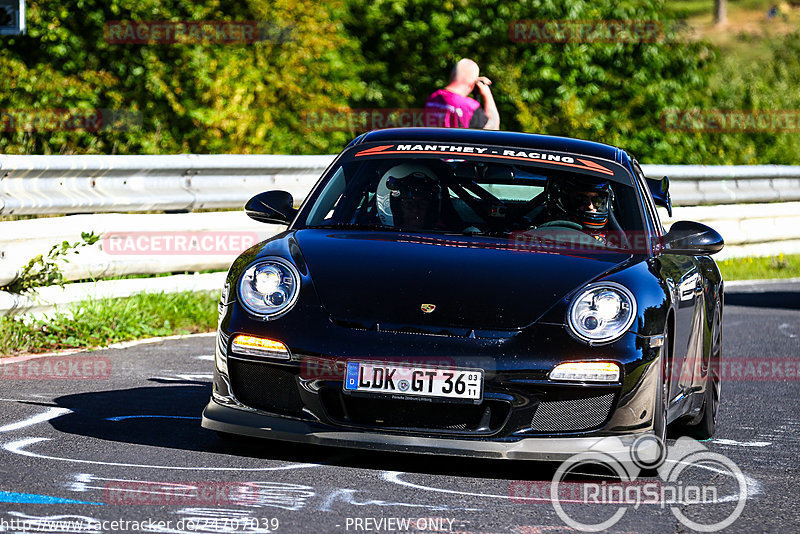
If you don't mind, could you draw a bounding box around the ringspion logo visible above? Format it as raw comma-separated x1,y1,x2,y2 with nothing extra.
545,436,748,532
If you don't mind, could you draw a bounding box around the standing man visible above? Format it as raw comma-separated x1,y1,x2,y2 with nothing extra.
425,58,500,130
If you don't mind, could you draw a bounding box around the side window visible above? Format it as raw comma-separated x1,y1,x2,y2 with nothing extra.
632,160,664,236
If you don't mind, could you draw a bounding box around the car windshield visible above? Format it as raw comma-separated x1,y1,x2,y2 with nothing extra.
298,150,645,251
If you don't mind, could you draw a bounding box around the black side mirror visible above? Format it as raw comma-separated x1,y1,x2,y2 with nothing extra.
661,220,724,256
245,191,297,225
647,176,672,217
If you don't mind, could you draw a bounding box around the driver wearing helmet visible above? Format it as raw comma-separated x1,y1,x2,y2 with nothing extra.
533,176,614,243
376,163,444,230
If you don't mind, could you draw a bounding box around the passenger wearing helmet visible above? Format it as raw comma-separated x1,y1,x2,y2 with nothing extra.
376,164,443,230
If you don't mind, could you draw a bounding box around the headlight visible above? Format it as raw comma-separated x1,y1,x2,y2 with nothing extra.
238,258,300,319
567,282,636,344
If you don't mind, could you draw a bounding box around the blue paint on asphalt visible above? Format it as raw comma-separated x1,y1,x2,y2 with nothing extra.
0,491,102,505
106,415,202,421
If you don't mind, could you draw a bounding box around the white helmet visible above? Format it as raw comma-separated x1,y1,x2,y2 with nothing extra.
376,163,442,227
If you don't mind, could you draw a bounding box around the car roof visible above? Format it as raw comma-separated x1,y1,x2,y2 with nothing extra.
355,128,627,165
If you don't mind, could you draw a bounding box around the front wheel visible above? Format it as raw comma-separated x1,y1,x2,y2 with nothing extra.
647,332,670,470
681,305,721,440
685,381,719,440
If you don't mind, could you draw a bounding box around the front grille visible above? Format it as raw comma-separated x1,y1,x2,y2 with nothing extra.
320,388,509,434
530,392,615,432
228,358,304,416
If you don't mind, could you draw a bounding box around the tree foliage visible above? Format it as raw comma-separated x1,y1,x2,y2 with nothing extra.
0,0,798,163
0,0,360,154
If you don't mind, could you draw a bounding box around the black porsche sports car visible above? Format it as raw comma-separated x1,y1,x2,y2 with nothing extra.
201,128,724,462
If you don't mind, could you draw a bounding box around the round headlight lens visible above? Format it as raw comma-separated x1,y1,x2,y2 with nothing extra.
238,258,300,319
568,282,636,344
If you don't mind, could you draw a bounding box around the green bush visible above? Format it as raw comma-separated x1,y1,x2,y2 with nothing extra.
0,0,361,155
1,0,799,163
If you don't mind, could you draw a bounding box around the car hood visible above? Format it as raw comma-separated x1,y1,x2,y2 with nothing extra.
293,229,633,330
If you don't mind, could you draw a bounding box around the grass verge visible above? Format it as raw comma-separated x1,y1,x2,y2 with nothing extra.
0,290,218,356
718,253,800,281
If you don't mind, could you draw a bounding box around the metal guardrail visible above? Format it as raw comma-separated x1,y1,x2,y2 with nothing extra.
0,154,334,215
1,155,799,317
0,212,282,286
645,165,800,205
2,155,800,214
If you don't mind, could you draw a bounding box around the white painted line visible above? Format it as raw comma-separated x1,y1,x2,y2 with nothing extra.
726,277,800,287
105,415,202,421
0,350,85,365
712,439,772,447
149,374,213,381
779,324,799,339
0,332,217,362
3,437,321,471
104,331,216,350
383,458,763,506
0,407,72,432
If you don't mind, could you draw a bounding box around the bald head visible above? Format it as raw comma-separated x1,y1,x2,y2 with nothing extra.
450,58,480,84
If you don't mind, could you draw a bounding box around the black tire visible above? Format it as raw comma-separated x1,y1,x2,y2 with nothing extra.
684,306,722,440
640,332,670,475
653,333,669,460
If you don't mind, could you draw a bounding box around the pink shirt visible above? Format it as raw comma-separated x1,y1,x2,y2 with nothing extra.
424,89,481,128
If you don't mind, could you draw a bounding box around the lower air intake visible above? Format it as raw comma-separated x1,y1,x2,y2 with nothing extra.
530,392,615,432
228,358,304,416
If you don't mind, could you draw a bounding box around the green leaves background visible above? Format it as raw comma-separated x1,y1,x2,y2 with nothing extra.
1,0,798,163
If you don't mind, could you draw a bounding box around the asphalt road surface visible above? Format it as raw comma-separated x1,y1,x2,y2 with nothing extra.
1,279,798,534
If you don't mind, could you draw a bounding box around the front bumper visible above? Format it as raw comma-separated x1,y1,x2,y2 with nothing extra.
202,398,657,462
207,287,666,458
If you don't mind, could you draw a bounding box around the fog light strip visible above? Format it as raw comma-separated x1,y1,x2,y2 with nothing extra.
231,335,290,359
550,362,620,382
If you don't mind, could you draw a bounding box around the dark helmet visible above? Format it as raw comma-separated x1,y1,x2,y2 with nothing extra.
548,176,613,229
